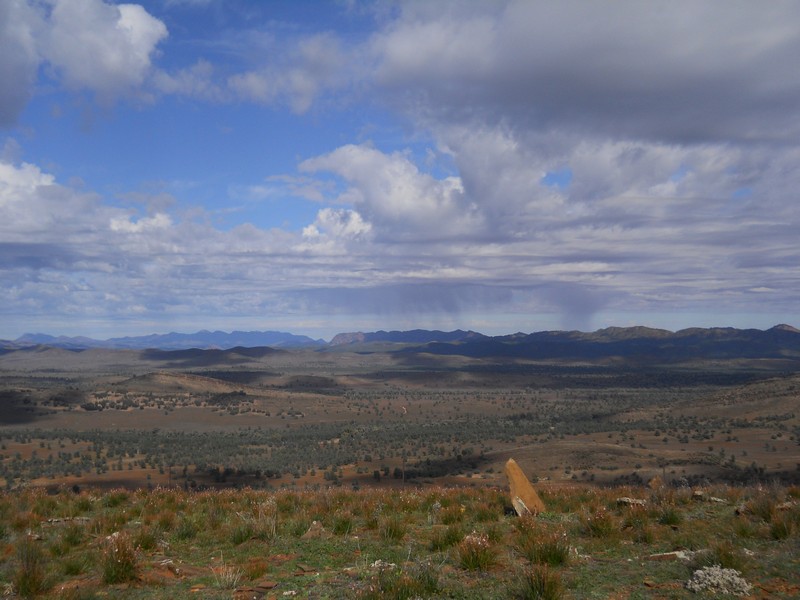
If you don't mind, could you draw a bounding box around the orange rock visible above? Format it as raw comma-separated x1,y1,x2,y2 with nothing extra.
505,458,545,515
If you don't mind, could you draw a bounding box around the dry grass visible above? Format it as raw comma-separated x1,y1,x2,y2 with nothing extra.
0,483,795,598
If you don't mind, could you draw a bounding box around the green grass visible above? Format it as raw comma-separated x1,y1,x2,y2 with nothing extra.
0,484,796,598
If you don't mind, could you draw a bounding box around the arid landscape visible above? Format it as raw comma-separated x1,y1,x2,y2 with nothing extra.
2,326,799,492
0,326,799,597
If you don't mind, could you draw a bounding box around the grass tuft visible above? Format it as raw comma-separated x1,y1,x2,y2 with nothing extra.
513,564,564,600
13,534,49,598
457,530,496,571
516,528,570,566
100,531,138,584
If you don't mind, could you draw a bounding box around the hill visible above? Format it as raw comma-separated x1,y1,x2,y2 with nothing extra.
329,328,484,346
414,324,800,363
11,330,324,350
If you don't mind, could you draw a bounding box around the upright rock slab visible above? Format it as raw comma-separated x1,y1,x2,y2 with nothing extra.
505,458,545,516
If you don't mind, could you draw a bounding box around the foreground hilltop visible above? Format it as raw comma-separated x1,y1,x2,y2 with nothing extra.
0,483,797,599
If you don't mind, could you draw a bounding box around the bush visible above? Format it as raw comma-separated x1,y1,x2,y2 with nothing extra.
428,524,462,551
174,516,198,540
686,566,752,597
13,534,49,598
357,559,440,600
457,531,496,571
333,513,354,535
580,508,617,538
657,506,683,526
516,529,570,566
100,532,138,584
380,516,406,543
770,514,794,540
514,564,564,600
690,541,747,572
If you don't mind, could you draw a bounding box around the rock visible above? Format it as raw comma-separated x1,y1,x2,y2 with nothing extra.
254,580,278,591
617,497,647,507
233,587,264,600
300,521,329,540
646,550,695,562
504,458,545,516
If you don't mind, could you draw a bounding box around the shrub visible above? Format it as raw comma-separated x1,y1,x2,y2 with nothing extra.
770,514,794,540
657,506,683,526
230,522,254,545
132,526,159,551
457,530,496,571
255,499,278,540
100,532,138,584
61,555,89,576
745,494,776,523
213,560,243,590
380,516,406,543
333,513,354,535
514,565,564,600
155,510,176,532
428,524,462,551
580,508,617,538
441,504,464,524
516,529,570,566
685,565,752,597
174,515,198,541
61,522,86,548
690,541,747,572
13,534,49,598
357,559,440,600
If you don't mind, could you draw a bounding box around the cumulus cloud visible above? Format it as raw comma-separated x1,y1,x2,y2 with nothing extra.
300,144,480,240
302,208,371,241
43,0,167,101
110,212,172,233
0,0,167,123
3,1,800,334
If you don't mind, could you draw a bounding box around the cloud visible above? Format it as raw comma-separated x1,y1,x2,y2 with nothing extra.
303,208,371,241
0,0,167,123
151,60,225,102
3,1,800,334
110,212,172,234
300,144,480,241
227,33,349,113
0,0,40,126
43,0,167,101
372,0,800,145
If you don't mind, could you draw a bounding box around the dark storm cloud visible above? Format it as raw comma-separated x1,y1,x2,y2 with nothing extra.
375,1,800,145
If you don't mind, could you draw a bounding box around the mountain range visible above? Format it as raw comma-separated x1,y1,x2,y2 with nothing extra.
2,325,800,362
6,330,324,350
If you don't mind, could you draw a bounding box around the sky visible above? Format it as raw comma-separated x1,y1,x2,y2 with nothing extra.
1,0,799,341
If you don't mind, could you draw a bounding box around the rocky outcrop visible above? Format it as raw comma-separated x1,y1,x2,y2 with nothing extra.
505,458,545,516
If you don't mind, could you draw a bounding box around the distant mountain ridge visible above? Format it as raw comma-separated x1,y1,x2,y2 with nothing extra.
8,330,324,350
329,329,484,346
417,324,800,361
2,325,799,362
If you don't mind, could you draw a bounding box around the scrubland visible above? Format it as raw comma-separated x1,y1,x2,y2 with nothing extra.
0,482,799,598
0,343,799,597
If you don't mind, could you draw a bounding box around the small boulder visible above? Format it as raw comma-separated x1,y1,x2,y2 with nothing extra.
301,520,329,540
505,458,545,516
617,497,647,507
